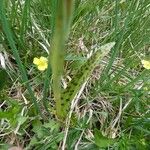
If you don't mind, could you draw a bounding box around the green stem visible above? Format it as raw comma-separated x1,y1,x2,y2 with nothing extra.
50,0,74,118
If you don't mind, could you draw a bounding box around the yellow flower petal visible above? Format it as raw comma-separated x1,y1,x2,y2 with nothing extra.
38,64,47,71
39,56,48,63
141,60,150,70
33,57,40,65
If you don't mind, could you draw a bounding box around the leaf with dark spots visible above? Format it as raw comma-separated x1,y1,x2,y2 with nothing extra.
60,42,115,117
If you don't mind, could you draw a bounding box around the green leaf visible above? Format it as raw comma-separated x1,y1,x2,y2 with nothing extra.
17,115,28,125
94,129,115,148
0,143,9,150
61,42,115,117
0,69,8,91
67,129,81,149
43,120,60,132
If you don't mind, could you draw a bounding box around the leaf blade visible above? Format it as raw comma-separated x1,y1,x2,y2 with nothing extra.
61,42,115,117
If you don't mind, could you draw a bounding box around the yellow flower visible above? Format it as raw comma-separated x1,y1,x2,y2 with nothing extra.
33,56,48,71
141,60,150,70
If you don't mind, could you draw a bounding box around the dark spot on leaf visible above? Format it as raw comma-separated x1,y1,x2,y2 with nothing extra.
66,98,70,102
61,103,65,106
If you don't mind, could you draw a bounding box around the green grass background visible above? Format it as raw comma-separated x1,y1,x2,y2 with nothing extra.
0,0,150,149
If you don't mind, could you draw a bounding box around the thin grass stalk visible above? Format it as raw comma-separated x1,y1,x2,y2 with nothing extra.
122,70,148,90
20,0,30,43
42,0,57,113
100,0,135,83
